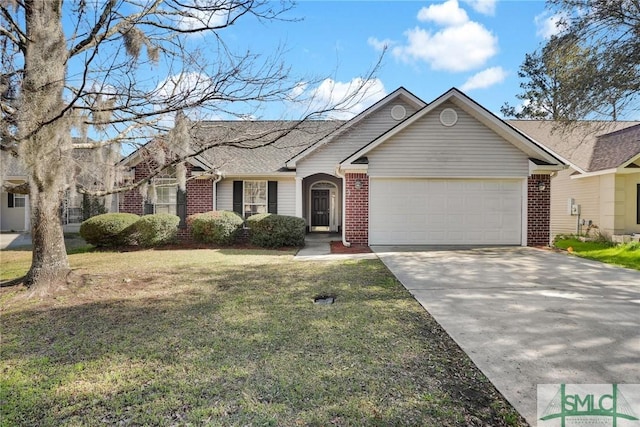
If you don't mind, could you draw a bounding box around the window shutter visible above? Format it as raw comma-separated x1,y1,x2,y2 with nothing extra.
8,193,14,208
143,202,154,215
232,181,243,215
177,189,187,228
268,181,278,214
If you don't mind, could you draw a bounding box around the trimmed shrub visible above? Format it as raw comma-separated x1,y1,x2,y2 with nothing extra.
188,210,244,245
131,214,180,247
79,213,140,247
246,213,306,248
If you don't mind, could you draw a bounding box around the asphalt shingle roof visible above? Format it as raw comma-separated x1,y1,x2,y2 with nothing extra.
589,124,640,171
508,120,640,172
191,120,345,175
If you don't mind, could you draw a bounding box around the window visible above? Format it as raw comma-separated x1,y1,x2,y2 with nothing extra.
155,181,178,215
7,193,26,208
233,180,277,218
144,179,187,227
243,180,267,218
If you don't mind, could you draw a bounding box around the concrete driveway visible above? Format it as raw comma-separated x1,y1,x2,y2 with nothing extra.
373,246,640,426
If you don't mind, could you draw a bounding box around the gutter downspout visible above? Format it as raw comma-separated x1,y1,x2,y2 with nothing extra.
212,172,223,210
334,166,351,247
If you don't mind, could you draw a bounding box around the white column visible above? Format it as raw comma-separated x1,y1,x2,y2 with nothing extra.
24,195,30,231
295,177,303,218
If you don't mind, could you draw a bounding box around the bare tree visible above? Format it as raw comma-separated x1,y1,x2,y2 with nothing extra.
1,0,381,296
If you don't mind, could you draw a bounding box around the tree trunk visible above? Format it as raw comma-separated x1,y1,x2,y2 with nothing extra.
20,0,71,296
25,188,70,296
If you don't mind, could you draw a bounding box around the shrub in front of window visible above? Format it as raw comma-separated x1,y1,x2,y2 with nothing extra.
188,211,244,245
246,213,306,248
130,213,180,247
79,213,140,247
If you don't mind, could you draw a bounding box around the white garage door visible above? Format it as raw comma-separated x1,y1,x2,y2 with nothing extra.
369,179,523,245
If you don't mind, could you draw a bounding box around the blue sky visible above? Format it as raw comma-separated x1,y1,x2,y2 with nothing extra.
211,0,559,119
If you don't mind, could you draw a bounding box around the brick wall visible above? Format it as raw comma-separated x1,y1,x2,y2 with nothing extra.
178,175,213,239
119,161,213,240
344,173,369,245
527,174,551,246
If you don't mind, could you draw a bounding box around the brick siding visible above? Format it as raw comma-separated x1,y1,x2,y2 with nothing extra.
344,173,369,245
119,160,213,240
527,174,551,246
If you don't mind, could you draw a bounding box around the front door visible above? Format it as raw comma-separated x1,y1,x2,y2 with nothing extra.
311,189,330,230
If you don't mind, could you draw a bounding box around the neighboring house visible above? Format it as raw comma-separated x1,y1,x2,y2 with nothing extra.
120,87,566,246
0,149,118,232
509,121,640,240
1,152,30,232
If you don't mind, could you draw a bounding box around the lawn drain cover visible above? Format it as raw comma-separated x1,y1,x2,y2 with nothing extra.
314,295,335,305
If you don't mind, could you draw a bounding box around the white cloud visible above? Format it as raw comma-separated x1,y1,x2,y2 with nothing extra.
460,66,507,91
288,82,308,101
392,22,498,72
417,0,469,26
463,0,497,16
156,72,213,102
534,11,567,39
302,78,387,120
386,0,498,73
177,2,229,32
367,37,395,52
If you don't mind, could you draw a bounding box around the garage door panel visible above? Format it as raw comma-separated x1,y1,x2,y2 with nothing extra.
370,179,522,245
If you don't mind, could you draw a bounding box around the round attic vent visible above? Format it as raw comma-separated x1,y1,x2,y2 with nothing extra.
391,104,407,120
439,108,458,127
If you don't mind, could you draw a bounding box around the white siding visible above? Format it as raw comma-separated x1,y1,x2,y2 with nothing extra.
296,99,420,178
367,103,529,178
622,173,640,234
216,179,233,211
550,168,600,237
0,191,27,231
215,177,296,216
277,178,296,216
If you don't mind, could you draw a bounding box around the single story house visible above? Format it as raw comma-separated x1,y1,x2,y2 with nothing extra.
509,121,640,240
119,87,567,246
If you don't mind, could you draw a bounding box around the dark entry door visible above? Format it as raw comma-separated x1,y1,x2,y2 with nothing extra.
311,189,330,227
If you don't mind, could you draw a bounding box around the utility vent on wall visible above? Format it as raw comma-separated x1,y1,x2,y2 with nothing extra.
439,108,458,127
391,105,407,120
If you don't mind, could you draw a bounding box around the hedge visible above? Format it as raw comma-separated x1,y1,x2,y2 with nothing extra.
131,213,180,247
79,213,140,247
246,213,306,248
188,210,244,245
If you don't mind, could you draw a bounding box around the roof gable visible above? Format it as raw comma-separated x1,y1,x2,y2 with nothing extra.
285,87,426,168
342,88,564,168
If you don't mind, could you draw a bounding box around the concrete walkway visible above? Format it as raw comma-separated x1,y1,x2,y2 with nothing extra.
373,246,640,426
0,233,32,250
294,233,377,261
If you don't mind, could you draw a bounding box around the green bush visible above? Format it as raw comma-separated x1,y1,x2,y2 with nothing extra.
246,213,306,248
188,211,244,245
131,214,180,247
79,213,140,247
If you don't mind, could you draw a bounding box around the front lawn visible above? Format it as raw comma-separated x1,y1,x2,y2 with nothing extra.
554,238,640,270
1,249,525,426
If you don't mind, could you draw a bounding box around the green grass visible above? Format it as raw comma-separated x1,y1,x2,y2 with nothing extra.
1,249,525,426
554,238,640,270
